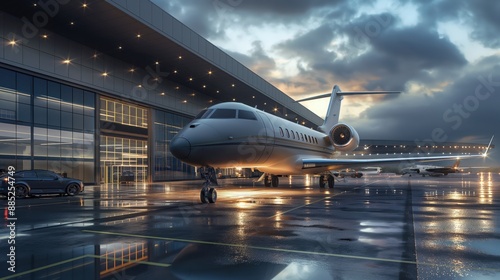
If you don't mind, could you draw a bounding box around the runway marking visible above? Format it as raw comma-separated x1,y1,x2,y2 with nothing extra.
1,254,170,280
82,229,500,273
268,180,382,218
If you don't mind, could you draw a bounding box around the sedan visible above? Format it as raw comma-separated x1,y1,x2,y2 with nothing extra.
0,170,84,198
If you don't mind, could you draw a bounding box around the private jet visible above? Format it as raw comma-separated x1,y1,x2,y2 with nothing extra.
401,159,462,177
170,85,491,203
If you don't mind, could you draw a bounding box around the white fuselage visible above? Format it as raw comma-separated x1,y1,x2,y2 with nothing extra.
170,102,334,175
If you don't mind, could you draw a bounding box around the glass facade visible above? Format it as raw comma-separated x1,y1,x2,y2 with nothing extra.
0,67,95,183
154,110,196,181
0,66,199,184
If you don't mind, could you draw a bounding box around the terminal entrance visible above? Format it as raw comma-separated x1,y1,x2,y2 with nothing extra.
102,164,148,184
100,135,148,184
99,98,149,184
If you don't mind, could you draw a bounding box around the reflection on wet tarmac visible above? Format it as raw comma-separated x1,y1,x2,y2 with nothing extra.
1,174,499,279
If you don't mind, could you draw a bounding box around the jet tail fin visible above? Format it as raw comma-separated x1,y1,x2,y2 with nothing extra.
296,85,400,133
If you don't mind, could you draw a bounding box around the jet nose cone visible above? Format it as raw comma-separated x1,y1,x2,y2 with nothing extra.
170,137,191,160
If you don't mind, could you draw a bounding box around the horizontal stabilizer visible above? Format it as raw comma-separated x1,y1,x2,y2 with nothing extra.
295,90,400,103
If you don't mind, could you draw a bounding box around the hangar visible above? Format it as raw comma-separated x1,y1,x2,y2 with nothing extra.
0,0,323,184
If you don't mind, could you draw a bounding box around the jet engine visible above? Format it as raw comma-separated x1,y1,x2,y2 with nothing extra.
329,123,360,152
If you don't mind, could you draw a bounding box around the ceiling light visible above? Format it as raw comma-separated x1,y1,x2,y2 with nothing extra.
178,55,182,59
155,61,159,65
202,85,206,88
182,100,187,103
175,87,179,90
191,93,195,96
129,68,135,72
8,40,17,46
232,98,236,101
63,59,71,64
160,92,165,96
82,3,88,8
231,84,235,87
41,34,48,39
189,78,193,81
102,72,108,77
252,96,255,99
208,71,212,75
173,70,177,73
70,21,74,25
216,90,219,93
137,34,141,38
118,46,122,50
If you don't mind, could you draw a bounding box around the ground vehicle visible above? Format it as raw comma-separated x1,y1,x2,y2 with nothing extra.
0,170,84,198
335,169,363,178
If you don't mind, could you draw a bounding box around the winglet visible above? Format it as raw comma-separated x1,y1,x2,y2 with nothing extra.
483,135,494,157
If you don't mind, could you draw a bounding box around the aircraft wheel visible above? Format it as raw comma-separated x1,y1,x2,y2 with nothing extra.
200,188,208,203
327,175,335,189
264,175,271,187
271,175,279,187
319,175,325,188
208,188,217,203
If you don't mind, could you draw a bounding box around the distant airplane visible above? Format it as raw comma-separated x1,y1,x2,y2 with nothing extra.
170,85,492,203
401,159,462,177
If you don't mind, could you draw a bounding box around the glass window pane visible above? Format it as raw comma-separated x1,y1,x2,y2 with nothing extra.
73,113,83,130
209,109,236,119
61,111,73,129
73,88,84,114
0,68,15,89
34,106,47,125
16,103,31,123
238,110,257,120
16,73,32,104
48,109,60,128
84,115,94,132
34,78,47,107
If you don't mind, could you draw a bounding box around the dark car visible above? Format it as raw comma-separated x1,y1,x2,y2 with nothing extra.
0,170,84,198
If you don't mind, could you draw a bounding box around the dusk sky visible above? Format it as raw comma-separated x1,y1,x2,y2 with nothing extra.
152,0,499,165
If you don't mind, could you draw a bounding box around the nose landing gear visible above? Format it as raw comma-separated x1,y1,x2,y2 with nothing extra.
199,167,218,203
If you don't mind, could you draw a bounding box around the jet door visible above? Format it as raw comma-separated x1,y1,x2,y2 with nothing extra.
255,112,275,164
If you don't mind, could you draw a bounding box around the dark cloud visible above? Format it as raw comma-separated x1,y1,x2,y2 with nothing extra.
350,55,500,147
466,0,500,48
225,41,277,77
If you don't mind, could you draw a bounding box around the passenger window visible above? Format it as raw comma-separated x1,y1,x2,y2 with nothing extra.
209,109,236,119
285,129,290,138
238,110,257,120
279,127,284,137
291,130,295,139
194,109,213,119
300,133,304,141
296,132,299,140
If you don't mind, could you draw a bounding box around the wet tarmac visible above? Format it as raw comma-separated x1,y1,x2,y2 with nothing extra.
1,173,499,279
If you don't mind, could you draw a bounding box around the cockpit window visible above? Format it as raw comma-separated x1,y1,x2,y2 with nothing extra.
237,110,257,120
194,109,213,119
209,109,236,119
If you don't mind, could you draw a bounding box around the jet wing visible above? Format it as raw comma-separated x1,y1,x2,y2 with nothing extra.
301,154,485,171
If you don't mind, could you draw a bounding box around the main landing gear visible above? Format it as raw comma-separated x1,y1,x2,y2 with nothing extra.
264,174,279,187
318,174,335,189
199,167,218,203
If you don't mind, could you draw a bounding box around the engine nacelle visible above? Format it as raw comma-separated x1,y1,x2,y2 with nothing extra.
329,123,360,152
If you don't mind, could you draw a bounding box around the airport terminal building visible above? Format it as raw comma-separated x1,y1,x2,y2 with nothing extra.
0,0,323,184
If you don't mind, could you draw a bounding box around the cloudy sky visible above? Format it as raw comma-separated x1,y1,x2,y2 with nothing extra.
152,0,499,164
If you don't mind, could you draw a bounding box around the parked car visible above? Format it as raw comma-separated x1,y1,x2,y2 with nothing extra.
0,170,84,198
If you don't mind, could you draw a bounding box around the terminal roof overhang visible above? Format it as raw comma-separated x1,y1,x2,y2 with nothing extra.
0,0,323,127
